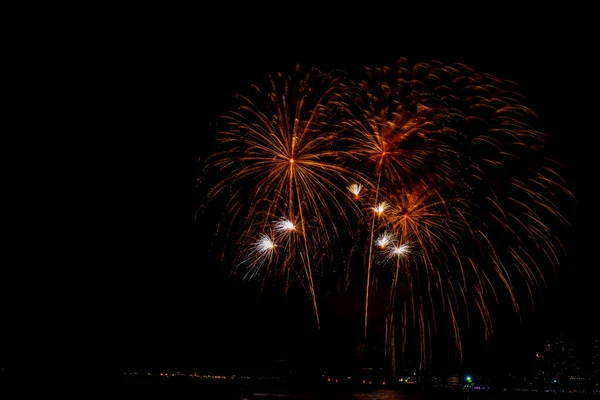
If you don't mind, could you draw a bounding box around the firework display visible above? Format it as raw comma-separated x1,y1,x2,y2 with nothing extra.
204,59,572,370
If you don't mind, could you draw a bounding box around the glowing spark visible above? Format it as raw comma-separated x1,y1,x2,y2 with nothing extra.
255,234,275,253
289,158,295,164
348,183,363,198
390,242,411,257
242,234,278,280
372,201,388,215
375,231,394,249
275,218,296,232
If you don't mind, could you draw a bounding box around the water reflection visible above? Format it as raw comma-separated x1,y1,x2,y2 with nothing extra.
350,390,414,399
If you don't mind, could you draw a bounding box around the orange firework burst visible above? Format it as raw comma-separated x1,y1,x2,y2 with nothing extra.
207,65,365,326
205,58,573,375
341,58,573,373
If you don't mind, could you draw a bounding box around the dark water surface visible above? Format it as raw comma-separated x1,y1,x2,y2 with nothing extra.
121,378,591,399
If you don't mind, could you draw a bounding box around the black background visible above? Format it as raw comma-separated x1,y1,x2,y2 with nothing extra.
24,10,595,382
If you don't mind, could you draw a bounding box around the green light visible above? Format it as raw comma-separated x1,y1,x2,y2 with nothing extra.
466,376,472,382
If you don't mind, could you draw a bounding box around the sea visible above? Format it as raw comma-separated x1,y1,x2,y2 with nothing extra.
120,378,594,399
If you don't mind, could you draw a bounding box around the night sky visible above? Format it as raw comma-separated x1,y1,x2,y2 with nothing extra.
91,16,596,379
